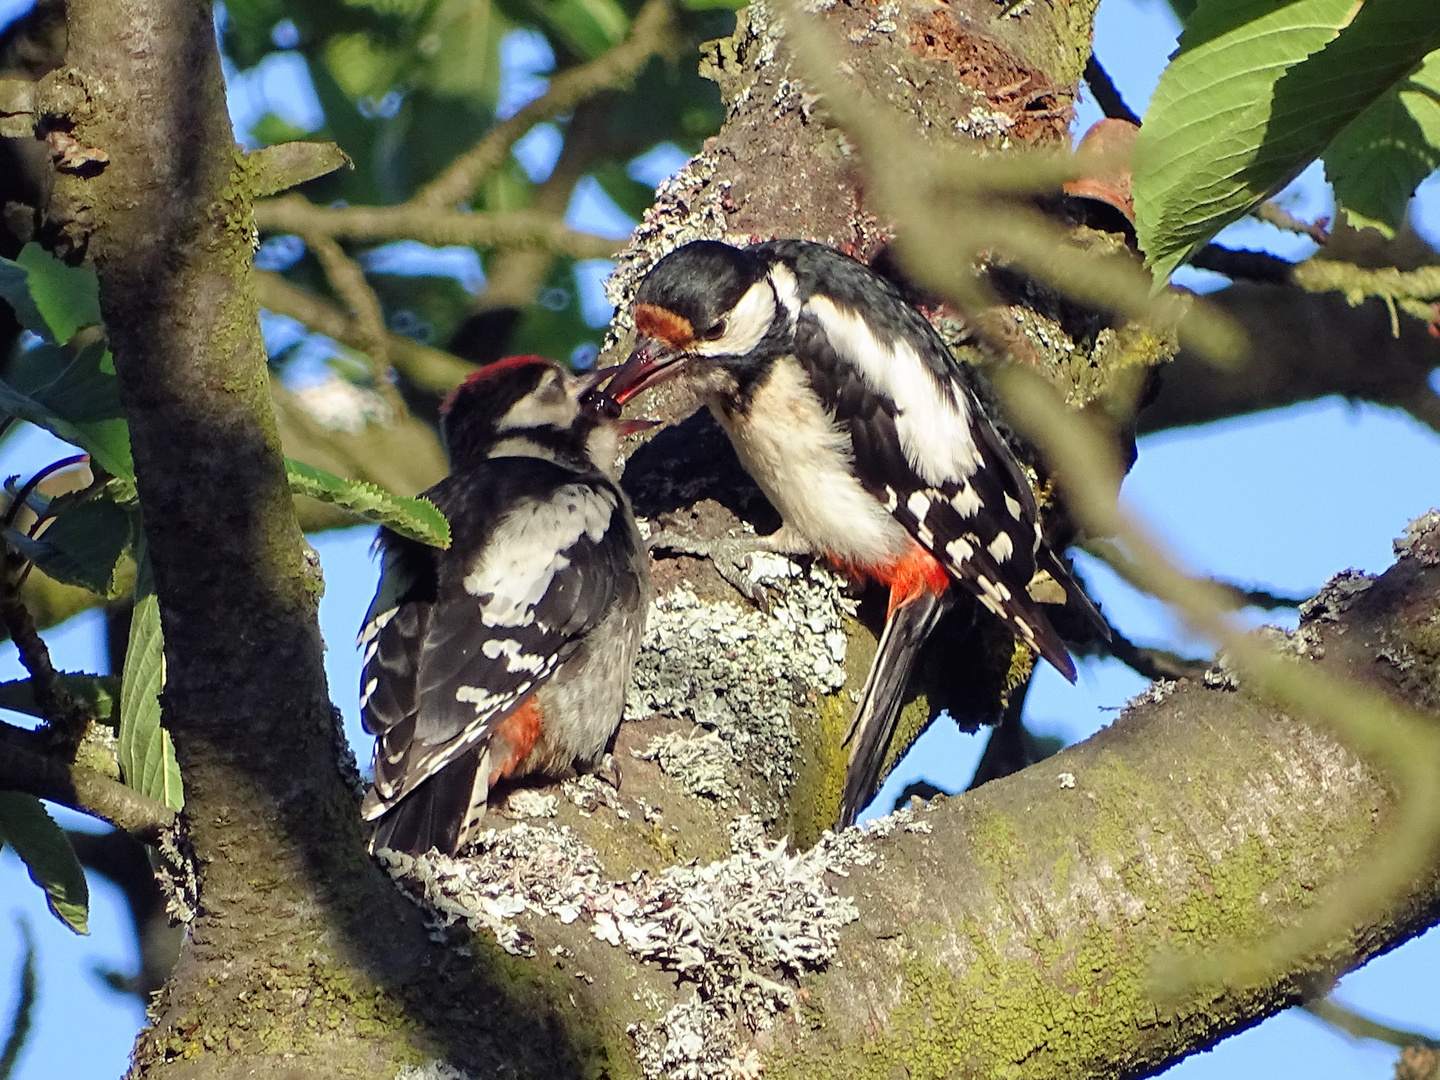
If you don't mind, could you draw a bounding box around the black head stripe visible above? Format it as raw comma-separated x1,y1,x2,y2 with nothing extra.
638,241,768,340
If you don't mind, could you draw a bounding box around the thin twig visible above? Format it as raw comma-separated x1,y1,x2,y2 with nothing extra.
0,721,175,837
304,234,390,370
0,918,35,1080
1303,998,1440,1049
413,0,678,209
1082,56,1140,126
254,196,623,259
1084,538,1305,612
1105,630,1209,682
1,453,88,530
1255,201,1331,244
254,271,477,395
0,542,93,755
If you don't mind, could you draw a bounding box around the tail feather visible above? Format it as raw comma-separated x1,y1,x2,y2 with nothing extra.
840,591,955,827
369,746,490,856
1037,545,1110,642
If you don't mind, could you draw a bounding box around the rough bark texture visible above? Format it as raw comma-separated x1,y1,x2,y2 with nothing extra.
21,0,1440,1076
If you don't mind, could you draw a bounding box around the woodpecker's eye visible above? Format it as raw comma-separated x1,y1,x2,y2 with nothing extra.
700,319,727,341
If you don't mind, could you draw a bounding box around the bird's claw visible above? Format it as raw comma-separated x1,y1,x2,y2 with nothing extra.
647,527,776,612
596,752,623,792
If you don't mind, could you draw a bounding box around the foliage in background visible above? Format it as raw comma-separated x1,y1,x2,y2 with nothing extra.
1135,0,1440,280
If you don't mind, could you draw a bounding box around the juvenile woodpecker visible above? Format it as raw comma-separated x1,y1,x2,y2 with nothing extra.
358,355,650,855
604,239,1104,826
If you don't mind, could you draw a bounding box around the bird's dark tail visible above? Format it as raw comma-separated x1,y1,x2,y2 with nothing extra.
368,746,489,856
839,590,955,827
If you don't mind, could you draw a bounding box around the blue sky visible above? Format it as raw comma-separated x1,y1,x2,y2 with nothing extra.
2,0,1440,1076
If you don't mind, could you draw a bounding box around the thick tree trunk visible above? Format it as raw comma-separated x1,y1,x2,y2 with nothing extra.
28,0,1440,1075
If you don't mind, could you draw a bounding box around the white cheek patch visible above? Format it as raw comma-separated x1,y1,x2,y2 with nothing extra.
497,377,578,432
806,295,982,485
464,484,617,626
692,279,776,358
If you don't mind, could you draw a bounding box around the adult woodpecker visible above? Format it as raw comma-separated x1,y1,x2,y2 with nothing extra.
604,239,1105,826
358,355,651,855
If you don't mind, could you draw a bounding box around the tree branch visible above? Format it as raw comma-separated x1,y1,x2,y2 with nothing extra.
1082,55,1140,125
253,196,623,258
412,0,678,210
0,722,174,836
1140,283,1440,435
255,270,476,395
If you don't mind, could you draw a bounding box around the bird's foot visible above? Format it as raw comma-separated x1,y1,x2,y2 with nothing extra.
596,752,623,792
647,524,809,611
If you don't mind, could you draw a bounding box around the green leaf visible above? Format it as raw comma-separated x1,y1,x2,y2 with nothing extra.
0,674,120,723
14,244,101,345
0,260,50,340
531,0,629,59
286,458,451,547
0,343,134,480
0,792,89,934
1134,0,1440,282
5,498,134,597
1325,47,1440,237
118,591,183,812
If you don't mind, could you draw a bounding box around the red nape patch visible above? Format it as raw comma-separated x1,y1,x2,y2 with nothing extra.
835,545,950,618
634,303,694,348
487,697,544,784
440,355,554,415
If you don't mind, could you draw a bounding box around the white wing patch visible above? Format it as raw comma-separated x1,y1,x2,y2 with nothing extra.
481,637,552,675
767,263,801,322
463,484,617,626
806,295,983,485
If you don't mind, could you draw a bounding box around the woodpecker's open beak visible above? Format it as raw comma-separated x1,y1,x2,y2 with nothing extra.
603,336,687,406
578,365,659,434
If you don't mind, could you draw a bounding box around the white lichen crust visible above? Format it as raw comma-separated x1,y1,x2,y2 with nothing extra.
622,560,852,820
377,807,950,1079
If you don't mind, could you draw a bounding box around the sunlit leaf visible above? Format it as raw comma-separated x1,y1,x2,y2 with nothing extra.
286,458,451,547
1134,0,1440,282
14,245,102,345
0,793,89,934
118,590,184,812
1325,48,1440,237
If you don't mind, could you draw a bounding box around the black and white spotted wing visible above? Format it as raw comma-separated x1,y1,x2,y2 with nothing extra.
357,457,642,826
771,242,1081,679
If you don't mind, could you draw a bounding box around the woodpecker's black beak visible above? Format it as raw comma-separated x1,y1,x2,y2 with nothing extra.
578,365,659,434
604,336,687,406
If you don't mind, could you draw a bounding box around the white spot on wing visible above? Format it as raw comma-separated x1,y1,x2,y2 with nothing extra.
357,607,397,647
906,490,931,520
463,484,617,627
456,684,513,714
1004,493,1023,519
359,676,379,709
481,638,552,675
951,482,981,517
946,536,974,562
806,295,982,484
988,532,1014,562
